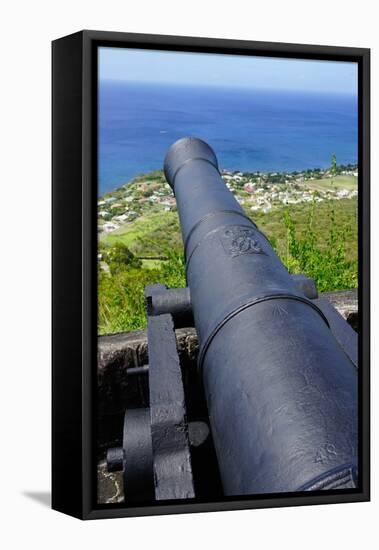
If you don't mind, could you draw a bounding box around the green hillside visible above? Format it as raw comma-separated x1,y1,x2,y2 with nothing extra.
98,167,358,335
307,175,358,192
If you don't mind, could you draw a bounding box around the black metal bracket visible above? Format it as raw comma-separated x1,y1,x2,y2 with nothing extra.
106,284,197,502
145,284,195,500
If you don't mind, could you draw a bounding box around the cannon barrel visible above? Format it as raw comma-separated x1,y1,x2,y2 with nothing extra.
164,137,358,495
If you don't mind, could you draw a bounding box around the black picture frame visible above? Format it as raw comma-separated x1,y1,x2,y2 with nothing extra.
52,30,370,520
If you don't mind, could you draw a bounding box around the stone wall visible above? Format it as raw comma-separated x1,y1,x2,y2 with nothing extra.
98,289,358,419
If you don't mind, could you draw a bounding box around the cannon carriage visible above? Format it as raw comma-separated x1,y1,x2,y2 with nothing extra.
104,138,358,503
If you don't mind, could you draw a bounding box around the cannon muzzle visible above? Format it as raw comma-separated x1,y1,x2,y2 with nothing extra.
164,137,358,495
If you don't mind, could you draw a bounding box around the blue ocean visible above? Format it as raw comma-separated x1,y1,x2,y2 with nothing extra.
99,81,358,195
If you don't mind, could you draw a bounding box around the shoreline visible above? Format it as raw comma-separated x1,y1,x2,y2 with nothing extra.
98,165,358,236
99,162,358,199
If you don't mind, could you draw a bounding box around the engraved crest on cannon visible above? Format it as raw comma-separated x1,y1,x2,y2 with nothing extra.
221,225,264,257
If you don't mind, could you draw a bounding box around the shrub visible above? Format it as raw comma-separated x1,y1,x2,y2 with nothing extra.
282,200,357,292
100,241,142,274
98,248,185,334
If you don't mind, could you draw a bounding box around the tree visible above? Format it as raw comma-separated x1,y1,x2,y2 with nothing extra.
106,242,142,274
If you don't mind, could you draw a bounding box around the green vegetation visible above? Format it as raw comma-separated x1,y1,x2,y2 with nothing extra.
98,157,357,334
98,194,357,335
306,175,357,192
250,197,357,266
100,211,182,255
281,200,357,292
98,247,185,334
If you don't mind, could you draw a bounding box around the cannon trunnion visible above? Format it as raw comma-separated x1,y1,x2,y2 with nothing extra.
106,138,358,503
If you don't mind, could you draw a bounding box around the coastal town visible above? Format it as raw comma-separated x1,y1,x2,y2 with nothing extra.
98,165,358,234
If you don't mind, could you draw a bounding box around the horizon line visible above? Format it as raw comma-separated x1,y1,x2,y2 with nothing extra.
99,78,358,97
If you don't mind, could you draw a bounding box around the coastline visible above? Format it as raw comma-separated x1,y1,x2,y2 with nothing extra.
98,164,358,236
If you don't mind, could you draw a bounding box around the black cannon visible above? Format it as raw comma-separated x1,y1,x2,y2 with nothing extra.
107,137,358,501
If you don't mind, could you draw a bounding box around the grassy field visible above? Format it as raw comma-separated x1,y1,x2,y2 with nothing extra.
100,211,182,256
306,175,357,191
100,197,357,262
251,197,357,262
98,196,358,335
